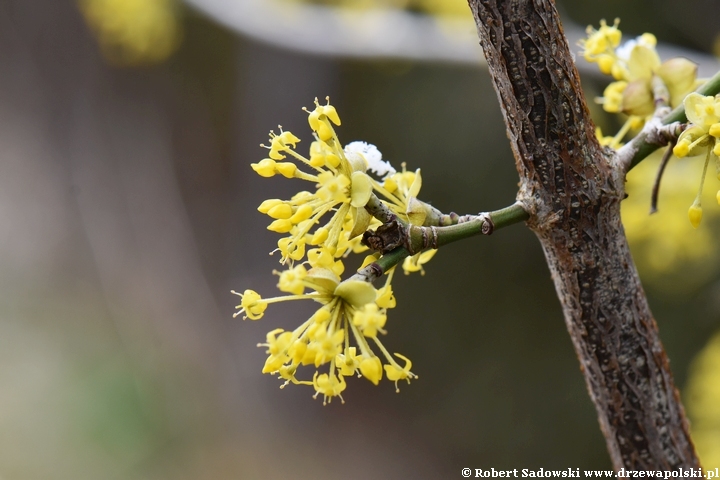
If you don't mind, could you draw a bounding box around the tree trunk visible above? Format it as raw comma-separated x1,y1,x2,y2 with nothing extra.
468,0,700,470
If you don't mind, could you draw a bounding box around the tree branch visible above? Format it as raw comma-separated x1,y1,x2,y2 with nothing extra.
468,0,699,470
354,202,528,282
618,69,720,171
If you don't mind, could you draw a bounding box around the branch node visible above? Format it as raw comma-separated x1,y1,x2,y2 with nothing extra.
429,226,438,249
479,213,494,235
361,220,404,253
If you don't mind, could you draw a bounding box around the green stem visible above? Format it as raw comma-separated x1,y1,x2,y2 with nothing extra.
625,69,720,170
434,201,530,247
354,202,529,282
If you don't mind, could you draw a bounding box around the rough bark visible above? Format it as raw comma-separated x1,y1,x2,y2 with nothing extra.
468,0,699,470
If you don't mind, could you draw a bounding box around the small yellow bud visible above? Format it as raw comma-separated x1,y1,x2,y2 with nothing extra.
688,203,703,228
311,308,332,324
317,122,333,142
325,153,340,168
275,162,297,178
267,203,293,219
267,218,293,233
309,227,329,245
383,176,398,193
251,158,276,177
257,199,282,214
359,356,383,385
673,141,690,158
262,353,287,374
289,204,313,224
307,110,321,132
710,123,720,138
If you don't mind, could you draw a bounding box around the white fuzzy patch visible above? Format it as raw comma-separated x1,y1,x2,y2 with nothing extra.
344,141,396,177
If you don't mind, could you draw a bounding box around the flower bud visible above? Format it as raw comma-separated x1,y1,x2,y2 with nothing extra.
688,203,703,229
359,356,383,385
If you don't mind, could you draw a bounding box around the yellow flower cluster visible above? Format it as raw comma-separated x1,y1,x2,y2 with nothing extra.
252,98,434,275
670,93,720,227
77,0,182,66
238,99,439,403
252,100,374,268
233,266,415,404
621,151,718,289
581,19,697,125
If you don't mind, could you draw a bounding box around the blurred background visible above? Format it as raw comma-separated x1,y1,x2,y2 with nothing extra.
1,1,719,478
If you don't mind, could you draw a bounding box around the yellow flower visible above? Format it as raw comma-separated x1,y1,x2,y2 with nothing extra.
231,289,267,320
251,99,385,266
584,20,698,117
668,94,720,227
234,265,415,401
78,0,182,66
312,372,347,406
276,264,307,295
336,347,361,377
352,303,387,338
688,202,703,229
376,267,397,308
613,40,696,116
599,81,627,114
359,355,383,385
383,353,417,393
371,164,424,224
580,19,621,62
621,152,719,288
402,249,437,275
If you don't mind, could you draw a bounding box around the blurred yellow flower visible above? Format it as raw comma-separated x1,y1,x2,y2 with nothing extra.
621,152,720,292
78,0,182,66
686,331,720,470
282,0,469,17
